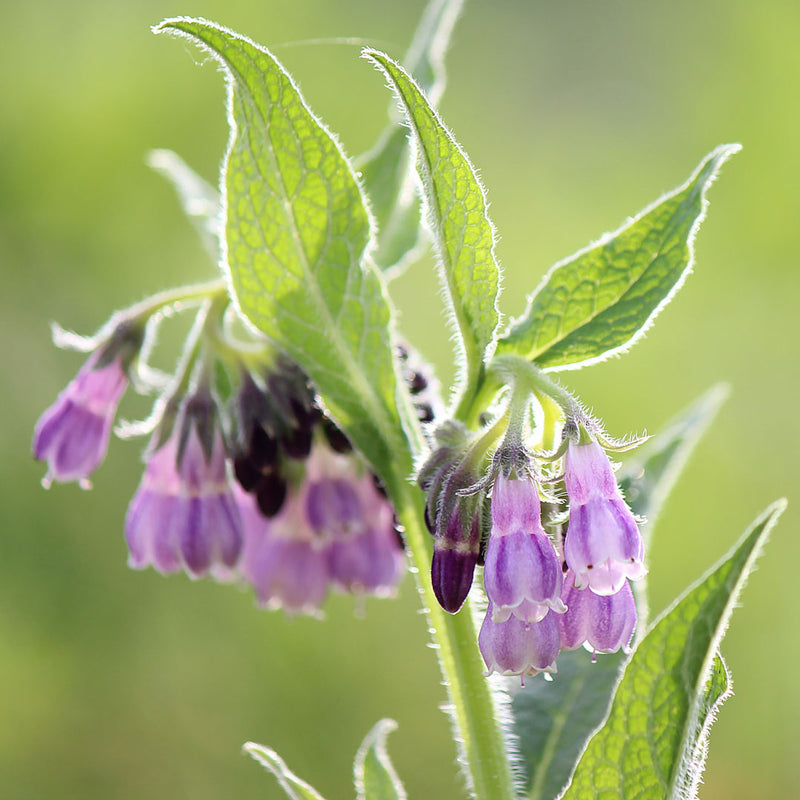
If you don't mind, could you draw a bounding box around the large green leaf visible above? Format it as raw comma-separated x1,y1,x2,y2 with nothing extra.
514,650,626,800
498,145,740,370
560,500,784,800
244,742,327,800
363,49,500,402
156,19,408,483
358,0,463,274
353,719,407,800
619,384,728,630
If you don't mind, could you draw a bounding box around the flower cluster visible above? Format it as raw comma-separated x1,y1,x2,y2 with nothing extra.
33,314,406,615
424,427,645,681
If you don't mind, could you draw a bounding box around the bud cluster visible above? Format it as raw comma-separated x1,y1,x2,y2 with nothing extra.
32,302,406,615
422,421,645,681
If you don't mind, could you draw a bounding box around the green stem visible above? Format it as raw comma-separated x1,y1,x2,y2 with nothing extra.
126,277,228,325
391,478,517,800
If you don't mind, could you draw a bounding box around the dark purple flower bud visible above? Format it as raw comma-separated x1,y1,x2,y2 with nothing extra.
564,439,646,595
431,507,480,613
125,418,243,578
255,473,288,518
236,485,328,614
33,350,128,486
280,425,313,460
479,603,560,679
233,454,262,492
558,570,637,654
321,416,352,454
249,425,278,470
483,474,566,623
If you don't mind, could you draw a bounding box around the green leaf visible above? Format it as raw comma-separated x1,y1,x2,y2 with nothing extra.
353,719,407,800
363,49,500,403
358,0,463,274
244,742,327,800
514,650,627,800
618,384,728,630
147,148,221,259
156,19,409,484
560,500,785,800
497,145,740,371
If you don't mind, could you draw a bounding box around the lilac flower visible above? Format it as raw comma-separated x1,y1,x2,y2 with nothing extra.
33,350,128,486
125,414,243,578
564,439,646,595
304,447,405,596
479,603,560,678
483,474,566,623
558,570,637,654
431,506,481,614
236,484,329,614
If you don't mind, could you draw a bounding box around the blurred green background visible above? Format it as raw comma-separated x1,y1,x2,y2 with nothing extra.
2,1,798,798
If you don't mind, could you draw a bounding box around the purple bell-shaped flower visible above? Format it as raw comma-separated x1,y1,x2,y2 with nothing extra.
564,439,646,595
125,396,243,578
479,603,560,679
33,349,128,486
483,474,566,623
304,447,406,597
236,484,329,614
558,569,637,654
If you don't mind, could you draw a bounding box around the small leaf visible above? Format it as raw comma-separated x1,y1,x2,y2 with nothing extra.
353,719,407,800
513,650,626,800
244,742,328,800
156,19,409,483
498,145,740,370
147,148,222,258
363,49,500,401
358,0,464,274
560,500,785,800
618,384,728,629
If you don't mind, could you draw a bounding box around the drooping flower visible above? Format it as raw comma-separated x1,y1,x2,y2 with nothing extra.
483,473,566,623
431,505,481,614
304,446,406,597
558,570,637,654
125,394,243,577
563,438,646,595
236,484,329,614
479,603,560,678
33,350,128,486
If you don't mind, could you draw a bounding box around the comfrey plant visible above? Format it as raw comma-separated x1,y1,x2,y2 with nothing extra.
32,2,785,798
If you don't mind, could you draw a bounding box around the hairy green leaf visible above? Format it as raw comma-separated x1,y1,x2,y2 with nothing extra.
619,384,728,629
156,19,408,483
358,0,463,274
560,500,784,800
498,145,740,370
354,719,407,800
244,742,327,800
514,650,626,800
363,49,500,403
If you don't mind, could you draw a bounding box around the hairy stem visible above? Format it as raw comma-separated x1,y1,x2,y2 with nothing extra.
392,479,517,800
